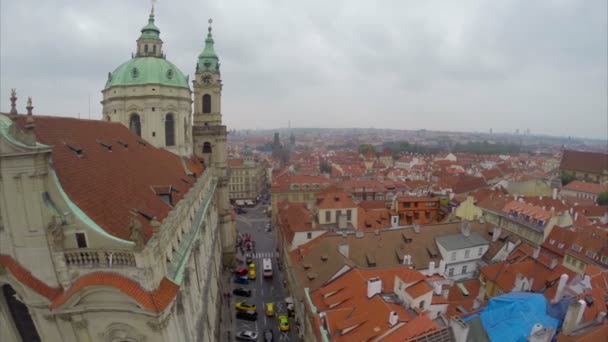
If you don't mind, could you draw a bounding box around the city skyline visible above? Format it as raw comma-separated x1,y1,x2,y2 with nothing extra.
1,0,606,139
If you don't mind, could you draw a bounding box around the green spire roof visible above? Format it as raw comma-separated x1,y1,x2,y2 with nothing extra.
139,7,160,40
197,19,220,73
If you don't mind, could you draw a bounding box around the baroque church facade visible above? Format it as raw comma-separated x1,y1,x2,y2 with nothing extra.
0,7,234,342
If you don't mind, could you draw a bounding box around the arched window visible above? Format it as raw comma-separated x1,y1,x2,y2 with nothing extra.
129,113,141,136
165,113,175,146
144,44,148,53
203,142,212,153
202,94,211,113
3,285,42,341
153,45,156,54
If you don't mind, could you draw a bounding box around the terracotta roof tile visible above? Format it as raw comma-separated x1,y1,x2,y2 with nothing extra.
15,115,203,243
50,272,178,312
0,255,62,300
560,150,608,174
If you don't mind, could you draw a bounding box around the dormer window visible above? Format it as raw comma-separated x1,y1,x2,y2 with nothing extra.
558,242,565,249
549,239,555,245
585,250,595,259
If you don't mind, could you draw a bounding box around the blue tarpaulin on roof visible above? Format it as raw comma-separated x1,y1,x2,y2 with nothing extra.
464,292,559,342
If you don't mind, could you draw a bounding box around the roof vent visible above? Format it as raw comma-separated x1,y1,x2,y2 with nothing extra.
137,140,147,147
374,230,380,235
116,140,128,148
584,295,594,306
135,209,155,221
65,143,83,157
97,139,112,151
320,255,328,262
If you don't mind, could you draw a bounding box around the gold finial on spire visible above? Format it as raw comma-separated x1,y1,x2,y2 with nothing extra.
208,18,213,33
26,96,34,115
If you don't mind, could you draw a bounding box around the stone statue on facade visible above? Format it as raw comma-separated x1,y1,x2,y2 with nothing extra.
129,214,145,250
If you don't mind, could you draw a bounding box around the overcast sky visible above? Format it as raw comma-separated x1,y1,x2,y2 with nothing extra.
1,0,606,139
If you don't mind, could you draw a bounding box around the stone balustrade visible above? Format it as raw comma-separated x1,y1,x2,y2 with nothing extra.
64,249,136,268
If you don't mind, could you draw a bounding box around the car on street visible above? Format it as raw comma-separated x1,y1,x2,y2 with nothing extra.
236,330,258,341
236,310,258,322
265,302,275,317
232,288,252,297
246,255,253,264
236,208,247,214
263,329,274,342
234,267,248,276
235,302,256,312
278,315,290,332
248,268,256,280
234,276,249,285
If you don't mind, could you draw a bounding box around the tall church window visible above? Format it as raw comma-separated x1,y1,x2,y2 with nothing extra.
129,113,141,136
203,142,212,153
153,45,156,54
202,94,211,113
165,113,175,146
145,44,148,54
3,285,42,341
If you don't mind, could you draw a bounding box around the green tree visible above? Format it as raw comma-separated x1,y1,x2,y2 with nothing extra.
560,171,576,186
358,144,376,155
597,192,608,205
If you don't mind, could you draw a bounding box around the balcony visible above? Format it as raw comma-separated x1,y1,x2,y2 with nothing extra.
64,249,136,267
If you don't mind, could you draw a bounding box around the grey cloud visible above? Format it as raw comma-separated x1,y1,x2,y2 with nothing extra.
0,0,606,138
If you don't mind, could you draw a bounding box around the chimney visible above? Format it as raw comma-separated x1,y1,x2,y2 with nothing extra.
574,212,579,221
338,243,349,259
438,259,446,276
596,312,607,324
461,221,471,237
367,277,382,298
569,207,574,215
549,258,559,270
433,282,442,295
562,299,587,334
428,261,436,276
532,246,540,259
552,274,569,304
552,188,557,200
388,311,399,327
492,226,502,242
403,254,412,265
539,196,543,200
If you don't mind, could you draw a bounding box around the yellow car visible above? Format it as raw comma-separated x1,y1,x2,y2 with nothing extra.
265,302,275,317
249,262,256,270
249,268,256,280
278,315,290,332
235,302,256,312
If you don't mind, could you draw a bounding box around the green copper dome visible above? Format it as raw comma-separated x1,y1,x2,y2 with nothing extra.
140,10,160,40
197,21,220,74
104,57,189,89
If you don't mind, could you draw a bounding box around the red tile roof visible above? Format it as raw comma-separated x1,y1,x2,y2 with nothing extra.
15,115,203,243
0,255,62,300
560,150,608,174
51,272,179,312
563,181,608,195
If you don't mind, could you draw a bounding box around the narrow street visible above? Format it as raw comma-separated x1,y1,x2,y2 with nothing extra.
226,201,297,341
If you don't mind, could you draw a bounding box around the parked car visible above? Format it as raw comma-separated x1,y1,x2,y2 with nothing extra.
237,208,247,214
232,288,252,297
236,310,258,322
234,267,248,276
235,302,256,312
263,329,274,342
234,276,249,285
249,268,257,280
236,330,258,341
246,255,253,264
278,315,290,332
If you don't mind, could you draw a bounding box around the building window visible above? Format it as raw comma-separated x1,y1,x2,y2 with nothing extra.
165,113,175,146
203,142,212,153
145,44,148,53
307,232,312,239
346,210,352,221
464,249,470,258
325,211,331,222
129,113,141,136
414,212,420,219
419,300,425,309
462,265,468,274
75,232,87,248
451,252,456,261
202,94,211,113
448,268,454,276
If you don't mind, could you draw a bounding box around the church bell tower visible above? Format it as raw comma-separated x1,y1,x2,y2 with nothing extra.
192,19,235,264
